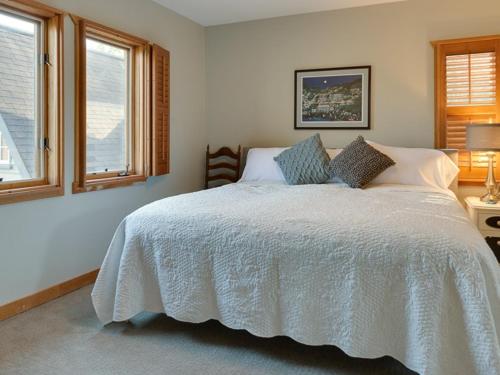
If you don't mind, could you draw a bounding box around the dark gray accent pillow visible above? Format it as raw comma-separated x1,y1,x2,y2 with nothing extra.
274,134,330,185
330,136,395,188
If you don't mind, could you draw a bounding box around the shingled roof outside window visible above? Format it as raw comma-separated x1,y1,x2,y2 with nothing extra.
0,21,129,182
86,38,129,174
0,18,38,183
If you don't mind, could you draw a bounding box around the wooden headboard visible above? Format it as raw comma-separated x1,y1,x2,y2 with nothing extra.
240,147,459,195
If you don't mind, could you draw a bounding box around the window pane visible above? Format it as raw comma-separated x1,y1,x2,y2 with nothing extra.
0,11,42,183
86,38,130,174
0,131,9,161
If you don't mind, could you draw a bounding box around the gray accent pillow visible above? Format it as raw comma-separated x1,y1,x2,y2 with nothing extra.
330,136,395,188
274,134,330,185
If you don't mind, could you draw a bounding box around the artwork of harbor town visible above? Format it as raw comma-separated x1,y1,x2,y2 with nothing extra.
295,67,370,129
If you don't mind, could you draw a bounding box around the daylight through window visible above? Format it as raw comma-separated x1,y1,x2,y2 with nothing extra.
86,38,131,174
0,10,42,183
73,17,151,193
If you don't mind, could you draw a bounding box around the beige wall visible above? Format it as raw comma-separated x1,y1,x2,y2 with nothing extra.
206,0,500,150
0,0,206,305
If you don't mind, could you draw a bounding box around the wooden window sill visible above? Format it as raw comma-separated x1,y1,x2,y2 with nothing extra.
0,184,64,205
72,175,147,194
459,180,487,187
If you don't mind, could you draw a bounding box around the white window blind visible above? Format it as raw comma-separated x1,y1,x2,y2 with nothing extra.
446,52,496,107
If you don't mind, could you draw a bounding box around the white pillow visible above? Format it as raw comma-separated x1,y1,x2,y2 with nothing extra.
239,147,342,183
367,141,459,190
326,148,341,159
239,148,287,182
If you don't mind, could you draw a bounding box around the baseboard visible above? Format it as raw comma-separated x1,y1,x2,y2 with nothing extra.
0,268,99,321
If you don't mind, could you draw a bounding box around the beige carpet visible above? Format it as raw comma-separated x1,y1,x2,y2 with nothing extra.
0,285,416,375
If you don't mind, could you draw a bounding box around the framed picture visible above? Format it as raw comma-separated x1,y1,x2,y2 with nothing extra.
294,66,371,130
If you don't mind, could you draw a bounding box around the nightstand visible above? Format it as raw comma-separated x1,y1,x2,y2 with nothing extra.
465,196,500,263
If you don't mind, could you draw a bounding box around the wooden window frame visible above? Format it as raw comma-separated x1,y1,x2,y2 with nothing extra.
0,0,64,205
433,35,500,184
72,16,150,194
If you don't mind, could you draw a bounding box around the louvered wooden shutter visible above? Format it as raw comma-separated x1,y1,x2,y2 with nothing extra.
445,52,497,149
151,44,170,176
433,37,500,182
445,114,493,149
446,52,496,107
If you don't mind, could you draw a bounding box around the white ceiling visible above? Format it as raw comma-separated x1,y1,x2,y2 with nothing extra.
153,0,407,27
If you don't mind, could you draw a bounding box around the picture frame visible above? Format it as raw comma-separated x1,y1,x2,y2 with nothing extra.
294,66,371,130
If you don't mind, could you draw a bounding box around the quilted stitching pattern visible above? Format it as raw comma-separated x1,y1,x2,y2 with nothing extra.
274,134,330,185
92,183,500,375
330,136,395,188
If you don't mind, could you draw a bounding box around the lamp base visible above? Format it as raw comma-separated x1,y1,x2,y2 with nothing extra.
481,151,498,204
481,192,499,205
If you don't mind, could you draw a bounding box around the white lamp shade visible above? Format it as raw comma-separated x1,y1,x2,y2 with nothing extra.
466,124,500,151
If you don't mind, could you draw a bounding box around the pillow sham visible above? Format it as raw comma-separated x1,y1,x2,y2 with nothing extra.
274,134,330,185
367,141,459,190
329,136,395,188
239,148,287,182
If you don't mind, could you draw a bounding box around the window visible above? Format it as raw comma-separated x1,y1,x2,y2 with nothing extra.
0,10,41,181
0,0,63,204
86,38,131,175
433,36,500,183
73,18,149,193
73,17,170,193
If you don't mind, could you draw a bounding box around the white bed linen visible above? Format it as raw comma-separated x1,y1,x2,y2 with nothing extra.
92,182,500,375
239,148,287,182
367,142,460,190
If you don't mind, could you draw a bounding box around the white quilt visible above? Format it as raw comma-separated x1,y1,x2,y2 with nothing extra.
92,182,500,375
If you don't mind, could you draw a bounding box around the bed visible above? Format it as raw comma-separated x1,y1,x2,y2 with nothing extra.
92,146,500,375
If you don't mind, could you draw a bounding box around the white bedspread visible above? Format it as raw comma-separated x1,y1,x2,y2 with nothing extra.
92,182,500,375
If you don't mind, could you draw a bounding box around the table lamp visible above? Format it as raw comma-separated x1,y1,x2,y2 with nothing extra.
466,124,500,204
